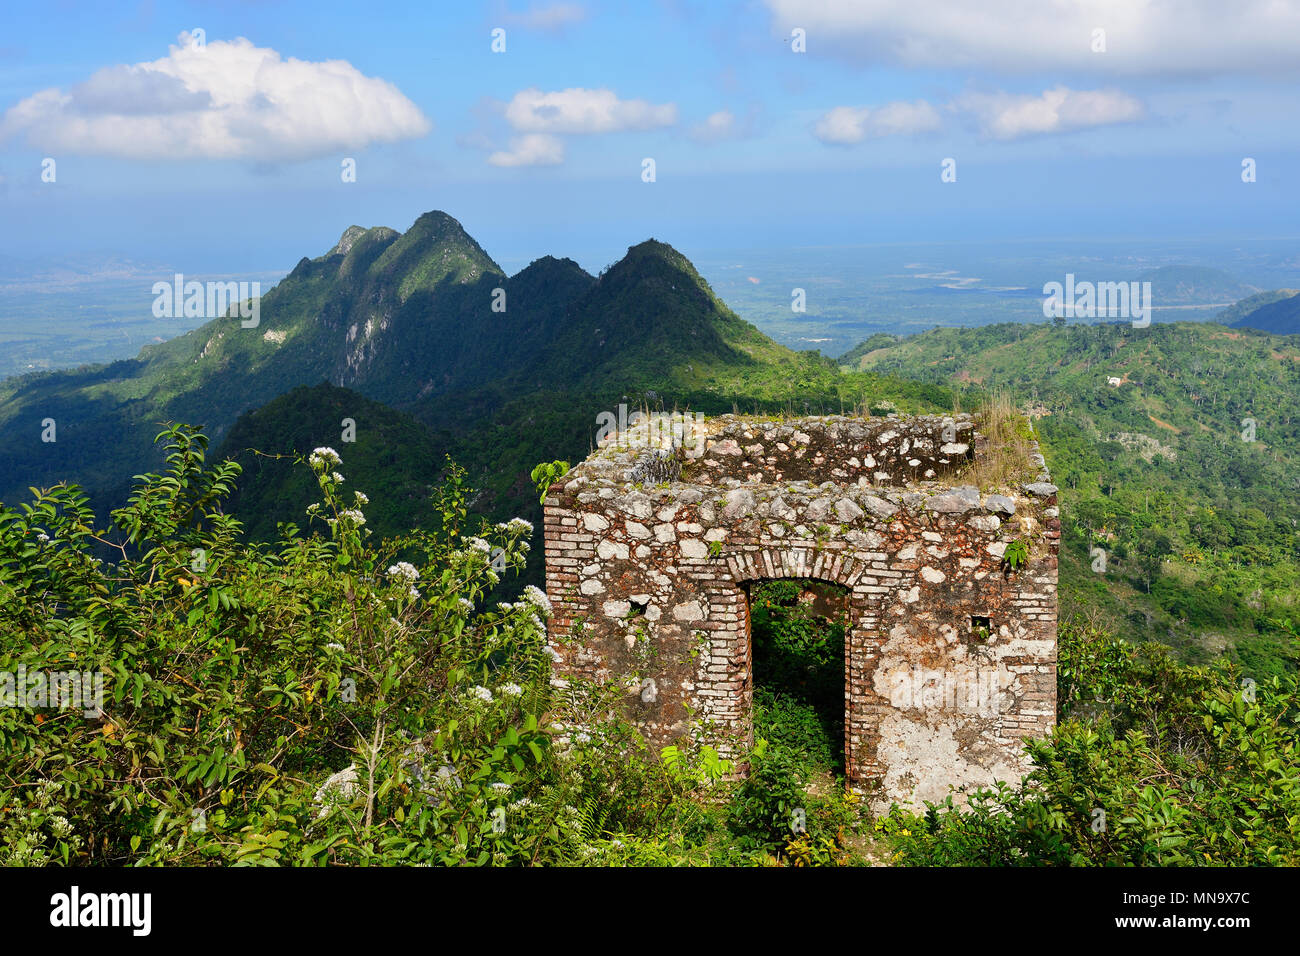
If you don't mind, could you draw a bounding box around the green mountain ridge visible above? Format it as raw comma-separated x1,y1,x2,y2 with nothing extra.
1228,290,1300,334
1213,288,1299,327
0,213,713,507
0,211,941,536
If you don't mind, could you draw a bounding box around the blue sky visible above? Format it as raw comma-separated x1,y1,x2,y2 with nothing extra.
1,0,1298,275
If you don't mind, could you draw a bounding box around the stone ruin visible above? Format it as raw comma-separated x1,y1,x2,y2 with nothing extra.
542,412,1058,810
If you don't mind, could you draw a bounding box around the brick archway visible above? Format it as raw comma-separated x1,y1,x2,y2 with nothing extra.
726,550,876,775
543,414,1058,810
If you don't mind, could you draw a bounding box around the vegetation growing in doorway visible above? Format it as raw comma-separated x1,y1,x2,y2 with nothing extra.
749,579,849,779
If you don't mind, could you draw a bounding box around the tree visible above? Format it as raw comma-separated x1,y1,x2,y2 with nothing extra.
1131,529,1173,593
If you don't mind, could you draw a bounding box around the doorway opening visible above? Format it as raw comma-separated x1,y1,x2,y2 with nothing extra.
747,579,850,780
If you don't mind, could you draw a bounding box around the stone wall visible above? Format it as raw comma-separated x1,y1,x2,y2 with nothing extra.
542,413,1058,811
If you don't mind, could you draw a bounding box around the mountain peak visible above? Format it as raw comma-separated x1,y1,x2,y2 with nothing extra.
609,238,704,281
405,210,473,242
512,255,591,281
624,238,684,260
329,225,368,257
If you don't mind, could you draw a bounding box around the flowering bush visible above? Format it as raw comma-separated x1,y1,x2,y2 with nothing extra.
0,425,589,865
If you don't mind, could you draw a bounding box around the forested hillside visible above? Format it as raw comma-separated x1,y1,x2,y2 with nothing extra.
844,321,1300,676
1228,290,1300,334
220,383,450,542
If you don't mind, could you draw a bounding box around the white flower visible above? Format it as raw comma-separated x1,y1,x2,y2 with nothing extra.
340,509,366,525
408,586,421,600
504,518,534,535
353,491,369,505
501,683,523,697
309,446,341,467
306,503,321,516
457,598,474,615
387,562,420,584
466,537,491,554
469,685,493,703
36,532,50,543
574,732,591,745
331,472,345,484
543,646,562,662
523,585,552,616
489,782,512,794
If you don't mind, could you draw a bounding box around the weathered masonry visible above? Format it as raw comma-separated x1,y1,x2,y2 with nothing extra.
542,413,1058,810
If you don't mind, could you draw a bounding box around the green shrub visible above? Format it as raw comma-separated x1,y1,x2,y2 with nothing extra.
0,426,565,865
753,689,835,780
727,740,808,851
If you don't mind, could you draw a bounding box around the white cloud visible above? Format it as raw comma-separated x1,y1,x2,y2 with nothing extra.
503,87,677,134
957,87,1144,139
502,3,587,31
688,109,758,144
488,133,565,167
483,87,677,166
690,109,737,143
0,32,431,161
813,100,941,144
764,0,1300,75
